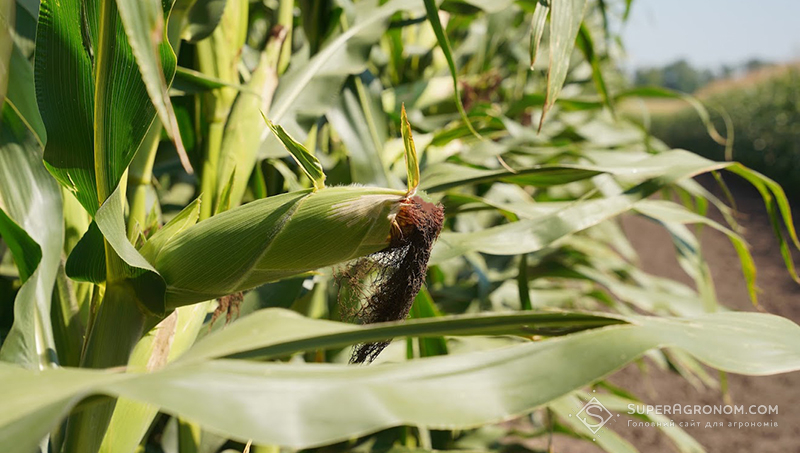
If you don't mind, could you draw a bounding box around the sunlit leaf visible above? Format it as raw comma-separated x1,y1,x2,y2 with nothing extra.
539,0,587,130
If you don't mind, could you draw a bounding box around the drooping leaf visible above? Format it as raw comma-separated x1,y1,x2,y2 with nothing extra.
633,200,758,303
3,311,800,450
115,0,192,173
94,187,167,316
529,0,549,68
426,151,731,263
539,0,587,130
618,86,727,145
422,0,480,137
0,104,64,369
576,24,613,114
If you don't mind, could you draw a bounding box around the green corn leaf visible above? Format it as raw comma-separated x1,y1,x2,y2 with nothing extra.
426,151,740,263
549,395,638,452
0,208,41,283
263,115,326,190
0,0,11,109
420,149,725,193
0,104,64,369
94,187,167,316
576,24,613,115
420,163,604,193
65,221,107,283
3,311,800,451
727,165,800,283
171,66,247,94
327,78,392,187
182,308,622,362
267,0,425,143
422,0,480,138
172,0,228,43
539,0,587,130
5,42,46,146
401,104,420,195
115,0,192,173
529,0,549,68
630,199,757,304
35,0,177,214
99,303,209,453
407,289,448,358
578,392,706,453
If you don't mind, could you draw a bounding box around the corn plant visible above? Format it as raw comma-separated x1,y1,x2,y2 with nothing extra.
1,1,800,453
646,68,800,194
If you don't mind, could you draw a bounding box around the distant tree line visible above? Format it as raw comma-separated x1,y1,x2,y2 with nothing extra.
633,58,771,93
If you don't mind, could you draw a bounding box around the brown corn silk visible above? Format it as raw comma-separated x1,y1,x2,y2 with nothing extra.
340,196,444,363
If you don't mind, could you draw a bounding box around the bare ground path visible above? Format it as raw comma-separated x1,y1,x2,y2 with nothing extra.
553,174,800,452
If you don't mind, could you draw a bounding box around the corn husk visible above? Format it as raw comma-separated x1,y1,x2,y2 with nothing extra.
149,186,407,308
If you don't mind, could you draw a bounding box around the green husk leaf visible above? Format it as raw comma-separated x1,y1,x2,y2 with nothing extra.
138,198,201,264
263,114,326,190
401,104,420,195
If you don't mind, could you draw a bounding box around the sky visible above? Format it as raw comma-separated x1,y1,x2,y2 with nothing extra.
621,0,800,69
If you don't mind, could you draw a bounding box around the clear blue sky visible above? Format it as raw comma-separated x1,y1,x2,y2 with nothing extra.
622,0,800,69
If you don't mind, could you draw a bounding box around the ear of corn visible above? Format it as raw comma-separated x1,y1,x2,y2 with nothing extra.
153,186,406,308
150,113,413,308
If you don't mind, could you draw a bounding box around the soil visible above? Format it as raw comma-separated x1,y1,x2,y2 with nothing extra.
551,174,800,452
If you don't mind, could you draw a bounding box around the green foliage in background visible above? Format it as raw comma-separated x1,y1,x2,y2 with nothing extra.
1,1,800,453
647,68,800,194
